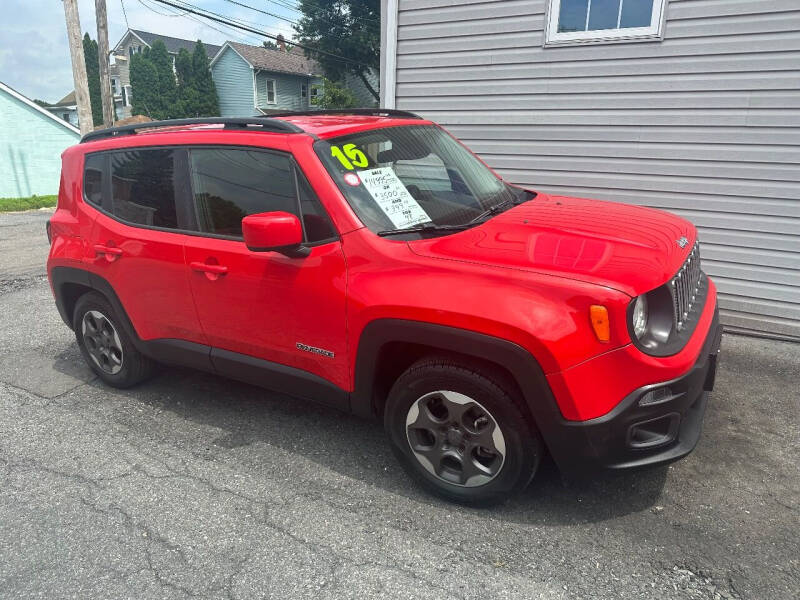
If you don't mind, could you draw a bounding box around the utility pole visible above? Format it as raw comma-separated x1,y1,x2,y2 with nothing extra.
62,0,93,135
95,0,114,127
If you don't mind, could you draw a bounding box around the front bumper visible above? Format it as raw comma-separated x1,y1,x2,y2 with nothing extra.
542,305,722,477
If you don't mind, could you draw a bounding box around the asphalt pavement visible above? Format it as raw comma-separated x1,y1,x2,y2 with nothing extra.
0,209,797,599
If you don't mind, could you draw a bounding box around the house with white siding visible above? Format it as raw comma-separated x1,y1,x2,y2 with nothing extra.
380,0,800,340
211,40,325,117
0,82,80,198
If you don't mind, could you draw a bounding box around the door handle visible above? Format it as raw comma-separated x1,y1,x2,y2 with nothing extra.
190,261,228,275
94,244,123,261
190,261,228,281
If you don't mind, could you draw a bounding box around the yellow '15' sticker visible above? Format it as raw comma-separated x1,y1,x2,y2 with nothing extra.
331,144,369,170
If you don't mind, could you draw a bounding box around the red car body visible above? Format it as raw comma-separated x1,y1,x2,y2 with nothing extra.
47,112,721,479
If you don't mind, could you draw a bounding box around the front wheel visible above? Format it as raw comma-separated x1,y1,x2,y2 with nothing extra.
384,357,543,506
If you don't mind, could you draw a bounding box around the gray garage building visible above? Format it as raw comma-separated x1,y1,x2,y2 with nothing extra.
380,0,800,340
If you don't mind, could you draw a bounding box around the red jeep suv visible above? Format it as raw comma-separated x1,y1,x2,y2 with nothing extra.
47,110,721,505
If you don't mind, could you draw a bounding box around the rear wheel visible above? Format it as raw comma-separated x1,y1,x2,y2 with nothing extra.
73,292,155,388
384,356,542,505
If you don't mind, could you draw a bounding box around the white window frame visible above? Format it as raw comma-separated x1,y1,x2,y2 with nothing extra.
310,83,323,106
545,0,667,47
265,78,277,105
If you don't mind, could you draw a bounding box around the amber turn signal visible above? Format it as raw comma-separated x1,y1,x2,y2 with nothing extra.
590,305,610,342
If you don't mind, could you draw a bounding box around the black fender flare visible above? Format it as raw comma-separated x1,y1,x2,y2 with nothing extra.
50,266,144,351
350,319,566,445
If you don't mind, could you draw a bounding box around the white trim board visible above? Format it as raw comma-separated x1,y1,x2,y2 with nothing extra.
384,0,399,108
0,81,81,135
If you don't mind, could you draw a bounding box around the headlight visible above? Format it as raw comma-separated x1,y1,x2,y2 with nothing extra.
632,295,648,339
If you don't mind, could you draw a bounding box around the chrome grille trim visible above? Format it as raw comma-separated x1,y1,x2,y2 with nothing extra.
670,241,702,332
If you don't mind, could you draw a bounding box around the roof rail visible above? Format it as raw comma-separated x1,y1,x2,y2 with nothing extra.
80,117,303,144
268,108,424,120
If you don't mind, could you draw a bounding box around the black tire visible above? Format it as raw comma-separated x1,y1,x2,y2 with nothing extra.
384,356,543,506
73,292,155,388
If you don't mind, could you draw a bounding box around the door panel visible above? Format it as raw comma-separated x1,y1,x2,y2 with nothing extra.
184,238,349,390
90,213,205,343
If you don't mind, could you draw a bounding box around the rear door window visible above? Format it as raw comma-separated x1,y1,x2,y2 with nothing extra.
110,149,180,229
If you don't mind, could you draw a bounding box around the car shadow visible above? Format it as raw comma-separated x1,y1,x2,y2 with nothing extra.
81,363,668,525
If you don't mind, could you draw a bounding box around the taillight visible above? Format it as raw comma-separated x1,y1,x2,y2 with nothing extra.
46,220,52,245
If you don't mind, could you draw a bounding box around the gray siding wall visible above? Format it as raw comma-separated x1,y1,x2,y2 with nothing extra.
255,71,314,111
389,0,800,339
344,69,380,107
212,47,257,117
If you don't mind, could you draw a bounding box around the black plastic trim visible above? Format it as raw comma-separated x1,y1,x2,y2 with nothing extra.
269,108,423,120
210,347,348,410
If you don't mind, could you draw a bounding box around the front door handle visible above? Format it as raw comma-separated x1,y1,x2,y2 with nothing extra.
94,244,123,261
190,261,228,280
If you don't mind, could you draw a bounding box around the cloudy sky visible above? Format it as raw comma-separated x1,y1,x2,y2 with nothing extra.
0,0,296,102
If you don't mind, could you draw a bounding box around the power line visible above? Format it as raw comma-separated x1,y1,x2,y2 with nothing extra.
268,0,381,25
149,0,370,67
120,0,130,28
219,0,299,26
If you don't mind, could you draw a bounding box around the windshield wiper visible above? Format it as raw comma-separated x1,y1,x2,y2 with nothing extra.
469,196,523,225
377,222,473,237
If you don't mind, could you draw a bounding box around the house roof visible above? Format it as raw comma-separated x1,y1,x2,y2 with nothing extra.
123,29,222,59
219,41,322,77
52,91,76,107
0,81,80,135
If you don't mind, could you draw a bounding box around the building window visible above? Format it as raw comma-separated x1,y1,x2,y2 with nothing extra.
301,83,308,99
545,0,667,46
122,85,132,107
265,79,277,104
129,47,134,58
310,83,323,106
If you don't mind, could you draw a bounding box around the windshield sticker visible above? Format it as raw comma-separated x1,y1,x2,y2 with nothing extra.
343,172,361,186
358,167,430,229
331,143,369,170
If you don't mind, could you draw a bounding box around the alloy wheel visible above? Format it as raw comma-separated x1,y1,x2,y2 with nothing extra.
81,310,124,375
405,390,506,487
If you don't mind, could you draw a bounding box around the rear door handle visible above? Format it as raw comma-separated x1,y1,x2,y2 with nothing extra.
94,244,123,261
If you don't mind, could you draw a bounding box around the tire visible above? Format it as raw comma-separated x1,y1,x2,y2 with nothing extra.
73,292,155,388
384,356,543,506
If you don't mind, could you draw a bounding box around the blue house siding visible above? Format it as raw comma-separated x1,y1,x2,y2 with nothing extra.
212,47,256,117
254,71,314,112
0,84,80,198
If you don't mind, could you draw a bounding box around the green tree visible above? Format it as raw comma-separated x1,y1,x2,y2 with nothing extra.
294,0,380,102
82,33,102,126
129,40,177,120
175,48,194,87
190,41,220,117
129,49,160,119
317,78,358,109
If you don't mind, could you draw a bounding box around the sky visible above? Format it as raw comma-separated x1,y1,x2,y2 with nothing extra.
0,0,297,102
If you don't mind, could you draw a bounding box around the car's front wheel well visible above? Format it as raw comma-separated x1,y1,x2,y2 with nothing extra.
370,342,528,423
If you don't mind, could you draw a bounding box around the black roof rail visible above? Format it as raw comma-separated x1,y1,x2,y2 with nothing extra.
80,117,304,144
268,108,424,120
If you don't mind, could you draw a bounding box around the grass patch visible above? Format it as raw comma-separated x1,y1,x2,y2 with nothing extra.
0,195,58,213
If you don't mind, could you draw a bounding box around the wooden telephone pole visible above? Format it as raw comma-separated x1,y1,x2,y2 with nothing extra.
95,0,115,128
62,0,93,135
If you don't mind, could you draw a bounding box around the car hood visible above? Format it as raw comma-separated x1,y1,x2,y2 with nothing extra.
407,193,696,297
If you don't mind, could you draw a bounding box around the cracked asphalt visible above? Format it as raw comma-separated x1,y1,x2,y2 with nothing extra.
0,209,798,599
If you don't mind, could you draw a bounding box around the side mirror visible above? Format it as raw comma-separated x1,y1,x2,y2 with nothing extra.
242,212,307,256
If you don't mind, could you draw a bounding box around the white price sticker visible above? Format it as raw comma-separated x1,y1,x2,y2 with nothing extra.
358,167,430,229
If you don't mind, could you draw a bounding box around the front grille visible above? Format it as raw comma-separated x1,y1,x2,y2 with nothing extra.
670,241,702,332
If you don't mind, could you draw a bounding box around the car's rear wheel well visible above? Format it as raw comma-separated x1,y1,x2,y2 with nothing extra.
59,282,95,329
370,342,529,424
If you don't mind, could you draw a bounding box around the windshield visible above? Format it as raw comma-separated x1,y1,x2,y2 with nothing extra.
314,125,533,235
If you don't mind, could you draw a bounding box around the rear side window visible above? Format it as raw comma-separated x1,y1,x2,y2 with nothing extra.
110,149,179,229
83,154,104,207
189,148,335,242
